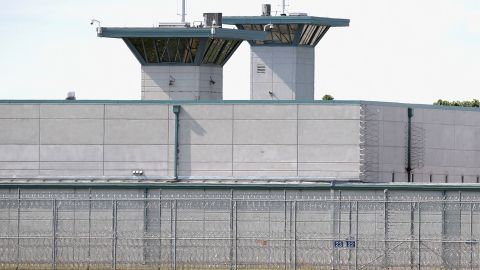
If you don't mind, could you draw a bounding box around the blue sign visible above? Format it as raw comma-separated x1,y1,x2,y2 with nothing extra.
334,240,356,248
346,240,356,248
334,240,344,248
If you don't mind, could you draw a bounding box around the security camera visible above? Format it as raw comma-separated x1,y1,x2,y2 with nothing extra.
264,23,274,31
90,19,102,33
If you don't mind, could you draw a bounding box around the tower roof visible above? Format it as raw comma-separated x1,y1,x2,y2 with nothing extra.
98,27,268,65
223,16,349,46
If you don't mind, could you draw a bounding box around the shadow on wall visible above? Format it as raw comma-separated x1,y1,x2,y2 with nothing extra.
178,110,206,176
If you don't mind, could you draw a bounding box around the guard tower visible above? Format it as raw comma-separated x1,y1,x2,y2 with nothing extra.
98,21,266,100
224,11,349,100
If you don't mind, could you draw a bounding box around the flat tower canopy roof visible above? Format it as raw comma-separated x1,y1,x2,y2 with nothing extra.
223,16,350,27
98,27,268,65
98,27,268,40
223,16,350,46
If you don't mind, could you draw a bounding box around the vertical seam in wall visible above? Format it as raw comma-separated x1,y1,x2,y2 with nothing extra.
167,105,170,174
231,105,234,177
103,105,106,176
453,112,456,182
38,104,41,176
296,105,299,177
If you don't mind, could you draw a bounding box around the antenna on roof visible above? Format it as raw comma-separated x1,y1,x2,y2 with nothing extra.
280,0,289,16
180,0,186,23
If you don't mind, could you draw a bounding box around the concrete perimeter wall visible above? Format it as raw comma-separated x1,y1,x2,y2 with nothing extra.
0,103,361,179
362,104,480,183
1,101,479,182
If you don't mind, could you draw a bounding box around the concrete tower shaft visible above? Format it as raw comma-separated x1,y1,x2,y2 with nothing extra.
98,27,266,100
224,15,349,100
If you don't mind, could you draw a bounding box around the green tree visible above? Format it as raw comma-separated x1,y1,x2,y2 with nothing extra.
433,99,479,107
322,94,334,101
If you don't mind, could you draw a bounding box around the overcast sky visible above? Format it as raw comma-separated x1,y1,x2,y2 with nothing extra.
0,0,478,104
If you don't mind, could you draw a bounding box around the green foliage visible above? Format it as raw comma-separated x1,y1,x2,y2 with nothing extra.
433,99,480,108
322,94,334,101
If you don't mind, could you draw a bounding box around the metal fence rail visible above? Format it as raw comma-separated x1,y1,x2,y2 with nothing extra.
0,196,479,269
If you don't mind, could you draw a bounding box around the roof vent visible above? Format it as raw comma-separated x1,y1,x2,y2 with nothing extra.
262,4,271,16
257,64,266,74
66,91,76,100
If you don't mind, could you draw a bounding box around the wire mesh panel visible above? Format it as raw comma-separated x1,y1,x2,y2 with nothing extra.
1,190,480,269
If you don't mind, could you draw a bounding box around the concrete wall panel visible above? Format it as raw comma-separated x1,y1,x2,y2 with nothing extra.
455,110,480,126
104,162,167,171
233,170,297,177
234,105,297,120
298,162,359,172
178,105,233,120
0,145,39,162
233,162,297,171
105,105,168,119
298,145,360,163
40,119,103,145
382,122,406,147
177,145,232,163
424,124,454,149
454,126,480,150
0,162,38,170
233,145,296,163
178,162,231,171
175,120,233,145
0,119,38,144
40,145,103,162
40,162,102,170
104,145,167,162
423,109,455,124
234,120,296,145
105,120,168,145
0,105,39,118
298,105,360,120
298,120,359,145
0,170,38,176
40,105,104,119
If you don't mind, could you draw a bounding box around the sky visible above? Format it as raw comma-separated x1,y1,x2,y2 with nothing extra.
0,0,479,104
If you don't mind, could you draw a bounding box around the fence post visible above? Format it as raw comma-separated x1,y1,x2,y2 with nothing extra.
172,200,177,270
418,202,421,269
52,199,57,270
330,189,335,269
355,201,359,270
293,200,297,270
112,200,117,270
158,193,162,267
470,203,473,270
234,199,238,270
16,189,20,268
410,202,414,269
384,189,389,268
230,190,234,270
87,189,92,267
284,190,287,270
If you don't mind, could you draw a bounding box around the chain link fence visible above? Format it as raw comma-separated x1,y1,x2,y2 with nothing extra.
0,189,479,269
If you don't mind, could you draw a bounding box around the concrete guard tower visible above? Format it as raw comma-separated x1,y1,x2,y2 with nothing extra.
98,26,267,100
223,15,349,100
